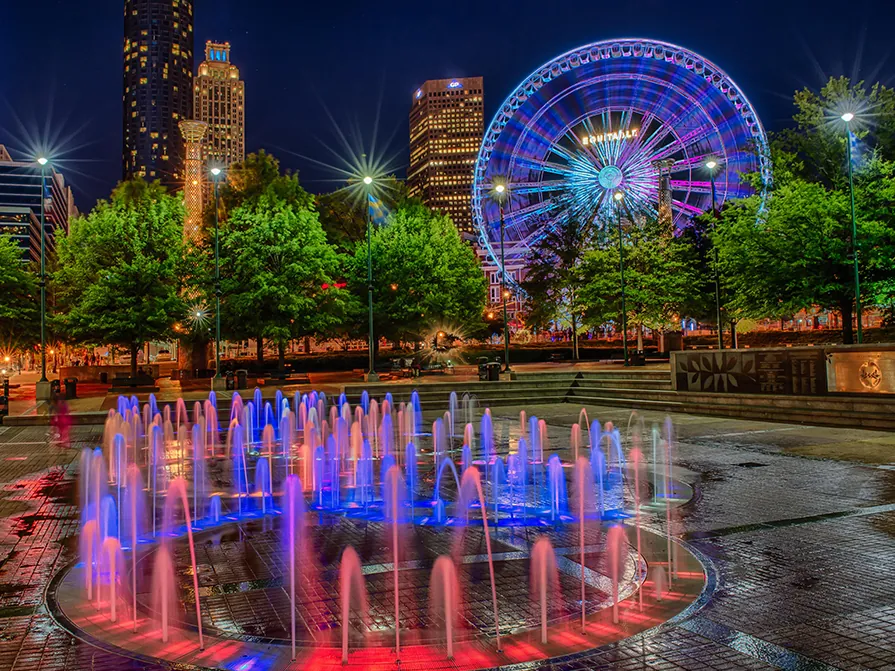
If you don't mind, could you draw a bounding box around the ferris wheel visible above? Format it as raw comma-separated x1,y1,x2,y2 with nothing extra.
472,38,772,282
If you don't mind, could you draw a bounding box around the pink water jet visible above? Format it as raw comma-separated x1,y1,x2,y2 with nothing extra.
530,536,558,644
573,456,596,631
429,555,460,659
606,525,627,624
457,467,502,651
162,477,204,649
340,546,368,664
100,537,123,622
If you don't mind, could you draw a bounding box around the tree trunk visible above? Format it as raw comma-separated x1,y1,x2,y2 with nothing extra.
840,299,855,345
130,342,138,379
730,320,739,349
277,341,286,373
304,336,311,354
256,336,264,365
571,314,579,360
636,323,644,352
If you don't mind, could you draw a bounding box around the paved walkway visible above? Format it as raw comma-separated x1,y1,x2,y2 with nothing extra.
0,403,893,670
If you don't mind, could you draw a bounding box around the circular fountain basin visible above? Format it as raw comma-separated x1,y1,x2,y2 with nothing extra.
49,512,707,671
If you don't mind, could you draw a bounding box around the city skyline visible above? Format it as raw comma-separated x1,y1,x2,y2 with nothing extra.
1,0,893,212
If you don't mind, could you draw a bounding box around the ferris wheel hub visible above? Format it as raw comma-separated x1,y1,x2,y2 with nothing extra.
598,165,624,190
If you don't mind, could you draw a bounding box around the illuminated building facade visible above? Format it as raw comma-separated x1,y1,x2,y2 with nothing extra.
122,0,194,186
179,120,208,243
408,77,484,237
0,145,76,263
194,41,245,168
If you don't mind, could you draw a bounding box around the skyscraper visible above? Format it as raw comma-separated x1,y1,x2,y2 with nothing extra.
0,145,77,262
194,41,245,168
408,77,484,237
122,0,194,186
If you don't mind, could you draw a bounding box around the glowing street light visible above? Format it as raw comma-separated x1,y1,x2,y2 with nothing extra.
35,155,50,398
706,159,724,350
841,111,862,343
210,166,225,387
363,175,377,381
614,191,629,366
492,180,512,374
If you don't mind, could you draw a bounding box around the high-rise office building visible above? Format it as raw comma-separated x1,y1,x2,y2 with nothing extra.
194,41,245,168
0,145,77,262
408,77,484,237
123,0,194,186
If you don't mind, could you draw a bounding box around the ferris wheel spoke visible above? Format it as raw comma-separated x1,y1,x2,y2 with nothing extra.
669,180,713,195
509,181,569,196
672,199,705,217
513,156,574,177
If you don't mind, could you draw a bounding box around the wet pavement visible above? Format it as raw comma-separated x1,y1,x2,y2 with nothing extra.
1,404,895,670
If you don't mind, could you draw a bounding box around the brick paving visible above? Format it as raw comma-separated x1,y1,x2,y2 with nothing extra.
1,404,895,670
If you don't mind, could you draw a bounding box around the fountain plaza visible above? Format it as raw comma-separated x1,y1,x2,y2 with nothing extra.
0,389,894,670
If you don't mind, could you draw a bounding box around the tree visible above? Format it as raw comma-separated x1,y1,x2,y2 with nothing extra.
346,202,486,346
316,176,408,253
713,155,895,344
219,183,347,371
54,180,185,378
777,77,895,188
521,218,592,359
579,216,700,348
0,234,38,348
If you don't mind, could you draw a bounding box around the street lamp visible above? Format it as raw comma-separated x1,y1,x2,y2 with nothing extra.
493,182,512,374
614,191,629,367
35,156,50,400
364,176,378,381
841,112,862,343
706,159,724,350
209,167,225,388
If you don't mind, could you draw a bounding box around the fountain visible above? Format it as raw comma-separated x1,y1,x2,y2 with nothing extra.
65,388,699,668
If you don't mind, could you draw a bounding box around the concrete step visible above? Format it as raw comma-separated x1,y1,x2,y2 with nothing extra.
573,379,672,390
567,387,895,430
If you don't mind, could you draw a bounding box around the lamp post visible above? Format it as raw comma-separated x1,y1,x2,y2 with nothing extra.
210,167,224,388
706,160,724,351
363,176,378,382
494,183,512,374
614,191,629,367
35,157,50,400
842,112,862,343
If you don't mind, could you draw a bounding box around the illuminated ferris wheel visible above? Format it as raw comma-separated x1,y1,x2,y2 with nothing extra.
472,38,772,282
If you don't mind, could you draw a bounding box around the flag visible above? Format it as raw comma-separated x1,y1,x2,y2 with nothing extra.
368,193,389,226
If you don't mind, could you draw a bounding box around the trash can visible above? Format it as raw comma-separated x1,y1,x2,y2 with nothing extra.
64,378,78,399
99,371,108,384
236,369,248,390
225,371,235,391
486,362,501,381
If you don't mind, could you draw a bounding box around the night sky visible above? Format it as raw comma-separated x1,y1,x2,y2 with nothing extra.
2,0,893,212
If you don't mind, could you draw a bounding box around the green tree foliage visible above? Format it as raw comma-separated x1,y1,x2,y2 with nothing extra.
347,202,486,345
579,217,700,343
712,77,895,344
54,180,185,377
521,218,592,359
777,77,895,187
0,234,38,347
218,182,347,370
713,155,895,344
316,176,408,252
